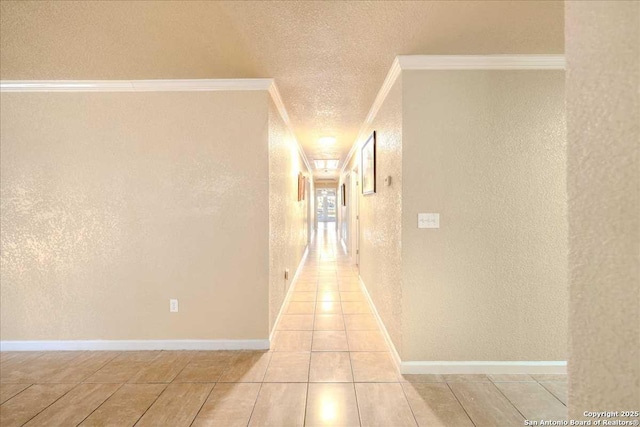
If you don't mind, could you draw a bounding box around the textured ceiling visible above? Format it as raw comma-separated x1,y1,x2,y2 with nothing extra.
0,1,564,179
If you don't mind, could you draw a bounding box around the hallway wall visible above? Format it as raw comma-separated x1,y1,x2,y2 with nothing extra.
401,70,567,361
566,0,640,414
345,77,404,355
0,90,271,342
268,97,312,332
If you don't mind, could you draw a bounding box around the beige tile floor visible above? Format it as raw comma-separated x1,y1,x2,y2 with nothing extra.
0,223,567,426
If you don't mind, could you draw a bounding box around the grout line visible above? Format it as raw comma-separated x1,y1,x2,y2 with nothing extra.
538,381,568,407
18,382,84,425
489,381,529,421
188,382,216,427
0,383,34,406
446,382,479,427
76,382,125,425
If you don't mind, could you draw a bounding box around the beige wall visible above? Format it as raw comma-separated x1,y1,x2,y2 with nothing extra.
401,70,567,361
355,78,404,355
268,98,311,332
566,0,640,415
0,91,271,340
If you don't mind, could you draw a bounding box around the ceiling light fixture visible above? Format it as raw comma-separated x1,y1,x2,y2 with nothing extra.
319,136,336,145
314,159,340,169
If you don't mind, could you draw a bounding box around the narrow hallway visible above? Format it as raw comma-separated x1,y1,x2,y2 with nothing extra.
269,222,568,426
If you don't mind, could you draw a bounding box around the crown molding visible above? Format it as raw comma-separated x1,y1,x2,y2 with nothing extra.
267,81,313,175
397,54,566,70
0,79,274,92
340,54,566,175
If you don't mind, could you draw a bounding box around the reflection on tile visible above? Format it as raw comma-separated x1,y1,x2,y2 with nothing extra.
402,382,474,427
449,382,525,427
277,315,314,331
272,331,313,352
249,383,307,426
355,383,417,427
136,383,213,426
312,331,349,351
309,352,352,382
305,383,360,427
263,352,310,382
350,352,399,382
24,383,120,427
192,383,261,427
318,291,340,302
314,314,345,331
80,384,166,426
0,383,76,427
316,301,342,314
494,382,567,421
218,352,271,383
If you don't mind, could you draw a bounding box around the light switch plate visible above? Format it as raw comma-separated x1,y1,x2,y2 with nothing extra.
169,299,179,312
418,213,440,229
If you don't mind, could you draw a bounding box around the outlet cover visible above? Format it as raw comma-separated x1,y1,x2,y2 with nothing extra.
418,213,440,229
169,299,179,312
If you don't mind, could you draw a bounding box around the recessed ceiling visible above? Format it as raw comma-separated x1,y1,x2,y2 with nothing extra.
0,1,564,180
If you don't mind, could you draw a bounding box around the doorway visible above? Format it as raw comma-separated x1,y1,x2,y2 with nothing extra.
316,189,337,223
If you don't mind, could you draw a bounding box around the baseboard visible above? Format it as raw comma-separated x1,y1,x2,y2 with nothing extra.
0,339,270,352
400,360,567,375
358,275,403,369
357,276,567,375
269,245,309,342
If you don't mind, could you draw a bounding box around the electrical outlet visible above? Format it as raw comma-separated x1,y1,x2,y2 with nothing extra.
169,299,179,312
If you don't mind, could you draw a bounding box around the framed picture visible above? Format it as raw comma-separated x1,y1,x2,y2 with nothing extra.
341,183,346,206
298,173,305,201
361,131,376,195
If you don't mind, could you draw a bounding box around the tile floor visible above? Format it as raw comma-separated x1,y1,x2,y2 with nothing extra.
0,223,568,426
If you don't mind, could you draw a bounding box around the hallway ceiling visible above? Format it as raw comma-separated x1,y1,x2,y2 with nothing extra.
0,1,564,180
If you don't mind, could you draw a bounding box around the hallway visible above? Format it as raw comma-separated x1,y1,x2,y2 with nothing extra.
0,224,567,426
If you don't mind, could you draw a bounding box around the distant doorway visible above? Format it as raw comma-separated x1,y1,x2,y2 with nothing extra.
316,189,337,222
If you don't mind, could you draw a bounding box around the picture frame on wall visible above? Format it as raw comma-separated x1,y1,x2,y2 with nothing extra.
341,183,346,206
362,131,376,195
298,172,305,201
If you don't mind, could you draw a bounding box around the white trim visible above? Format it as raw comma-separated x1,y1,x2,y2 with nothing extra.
267,82,313,174
0,339,269,352
269,245,309,342
358,276,567,375
340,54,566,175
397,54,566,70
358,275,403,370
0,79,273,92
400,361,567,375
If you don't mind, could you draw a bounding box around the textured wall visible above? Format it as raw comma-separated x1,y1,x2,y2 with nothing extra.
401,70,567,361
268,98,310,332
357,78,404,355
0,91,270,340
566,0,640,415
